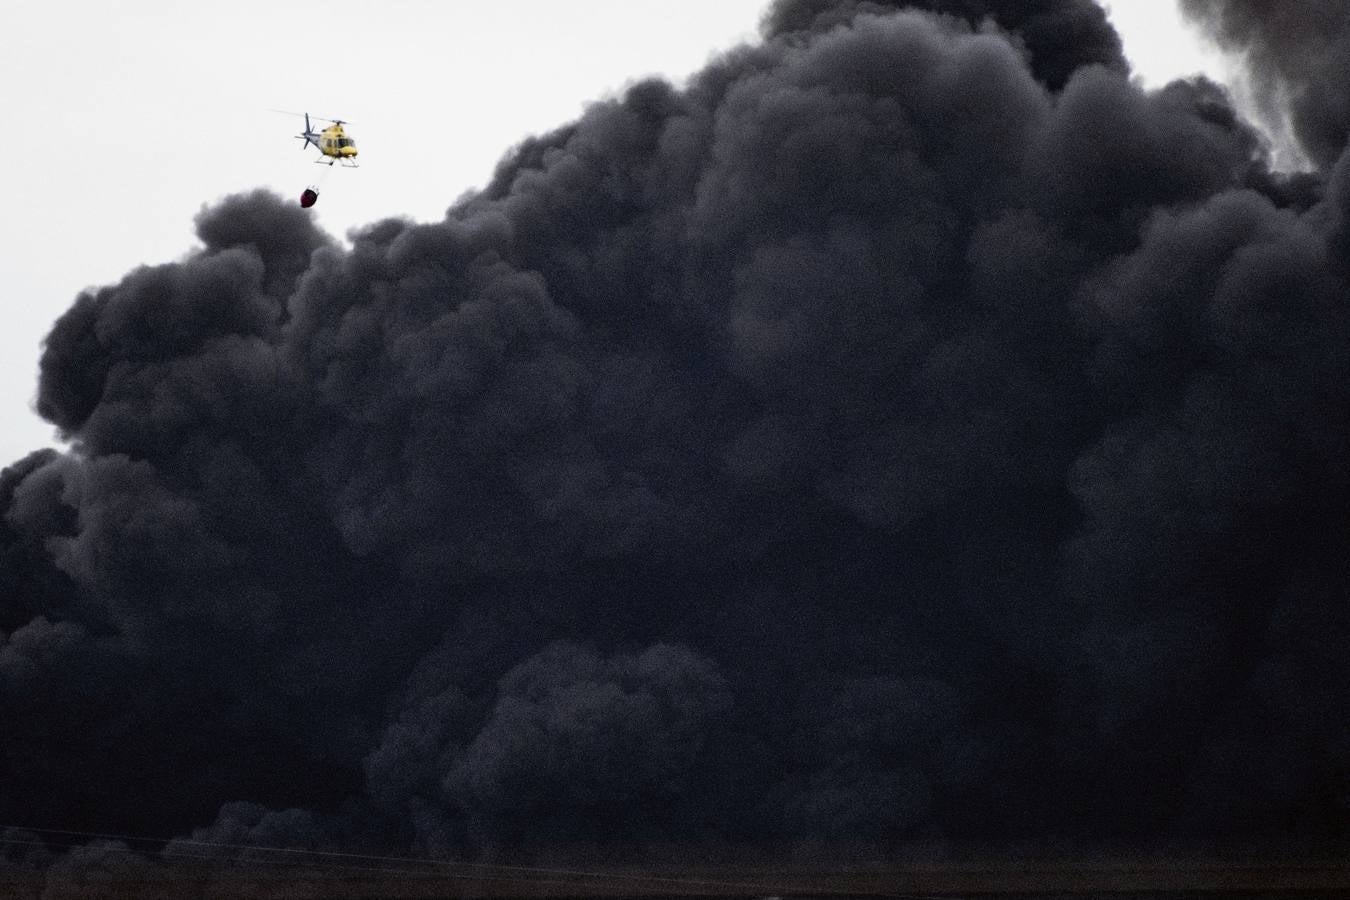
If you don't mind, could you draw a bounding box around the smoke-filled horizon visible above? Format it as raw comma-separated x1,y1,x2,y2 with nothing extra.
6,0,1350,881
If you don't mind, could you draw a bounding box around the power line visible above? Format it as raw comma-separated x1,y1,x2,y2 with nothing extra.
0,825,942,898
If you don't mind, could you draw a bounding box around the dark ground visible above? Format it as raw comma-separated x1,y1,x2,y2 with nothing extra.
9,859,1350,899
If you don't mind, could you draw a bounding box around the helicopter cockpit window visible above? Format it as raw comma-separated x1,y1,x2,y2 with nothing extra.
338,138,354,147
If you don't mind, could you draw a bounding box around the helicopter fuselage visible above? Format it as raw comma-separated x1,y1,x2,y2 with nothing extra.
302,123,358,164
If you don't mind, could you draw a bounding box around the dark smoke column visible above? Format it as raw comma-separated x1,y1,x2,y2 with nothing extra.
762,0,1125,88
1180,0,1350,169
2,0,1350,874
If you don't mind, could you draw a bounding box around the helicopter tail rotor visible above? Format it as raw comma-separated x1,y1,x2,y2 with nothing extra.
295,113,318,151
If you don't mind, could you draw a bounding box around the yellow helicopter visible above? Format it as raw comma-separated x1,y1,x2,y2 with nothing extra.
294,112,358,167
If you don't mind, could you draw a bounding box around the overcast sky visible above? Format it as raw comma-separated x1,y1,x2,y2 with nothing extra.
1,0,1223,467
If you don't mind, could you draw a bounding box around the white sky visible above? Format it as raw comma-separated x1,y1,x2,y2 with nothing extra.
1,1,1228,467
1097,0,1234,89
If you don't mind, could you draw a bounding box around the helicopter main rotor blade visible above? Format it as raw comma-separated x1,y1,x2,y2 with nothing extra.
270,108,351,125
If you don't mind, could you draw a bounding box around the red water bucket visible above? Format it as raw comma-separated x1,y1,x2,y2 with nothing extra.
300,188,319,208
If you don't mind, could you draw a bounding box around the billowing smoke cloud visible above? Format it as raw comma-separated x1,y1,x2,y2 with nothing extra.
1181,0,1350,170
5,0,1350,880
763,0,1126,89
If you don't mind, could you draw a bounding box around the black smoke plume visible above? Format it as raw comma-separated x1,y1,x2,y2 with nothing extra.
5,0,1350,880
1181,0,1350,169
